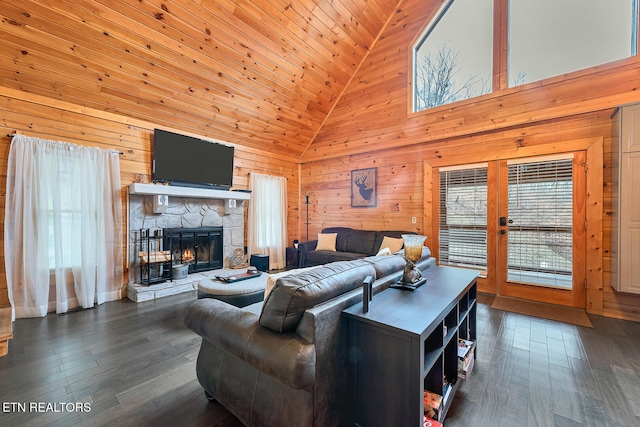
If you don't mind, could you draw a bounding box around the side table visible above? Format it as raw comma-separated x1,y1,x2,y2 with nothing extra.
286,246,299,270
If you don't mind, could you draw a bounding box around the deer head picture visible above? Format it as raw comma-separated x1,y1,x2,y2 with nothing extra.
351,168,377,207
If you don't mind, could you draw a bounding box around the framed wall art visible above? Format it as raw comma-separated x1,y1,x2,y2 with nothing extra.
351,167,377,208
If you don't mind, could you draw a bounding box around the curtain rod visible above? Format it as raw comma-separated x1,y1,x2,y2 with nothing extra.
7,133,124,155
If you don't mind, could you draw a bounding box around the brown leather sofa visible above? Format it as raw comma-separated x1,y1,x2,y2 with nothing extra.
184,253,436,427
297,227,430,268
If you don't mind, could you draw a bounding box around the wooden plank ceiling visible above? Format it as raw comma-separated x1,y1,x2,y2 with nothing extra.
0,0,404,161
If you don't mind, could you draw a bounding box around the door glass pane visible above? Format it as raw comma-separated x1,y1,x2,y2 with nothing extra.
507,158,573,288
439,166,488,270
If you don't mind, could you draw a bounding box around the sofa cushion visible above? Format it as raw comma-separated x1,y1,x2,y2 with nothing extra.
316,233,337,251
305,250,365,266
345,230,378,255
362,255,407,278
260,260,377,333
321,227,352,252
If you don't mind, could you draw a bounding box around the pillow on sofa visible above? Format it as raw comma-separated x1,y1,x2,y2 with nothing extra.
376,247,392,256
320,227,352,252
264,266,320,301
378,236,404,254
315,233,337,251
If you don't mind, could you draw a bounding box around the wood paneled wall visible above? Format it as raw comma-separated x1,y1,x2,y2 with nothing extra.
0,87,300,307
299,154,424,240
302,109,640,322
301,0,640,321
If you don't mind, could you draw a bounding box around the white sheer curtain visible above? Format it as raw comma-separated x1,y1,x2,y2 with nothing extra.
248,173,287,270
4,135,123,319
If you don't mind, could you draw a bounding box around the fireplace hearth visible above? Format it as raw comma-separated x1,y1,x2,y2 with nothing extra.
164,227,223,274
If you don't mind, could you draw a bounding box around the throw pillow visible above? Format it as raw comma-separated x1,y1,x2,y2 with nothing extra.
315,233,337,251
375,247,392,256
379,236,404,254
264,266,320,301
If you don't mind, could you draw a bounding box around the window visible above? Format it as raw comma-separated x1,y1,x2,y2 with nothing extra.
412,0,638,109
439,165,488,270
506,156,573,288
47,153,85,269
5,135,123,317
508,0,638,86
248,173,288,269
413,0,494,112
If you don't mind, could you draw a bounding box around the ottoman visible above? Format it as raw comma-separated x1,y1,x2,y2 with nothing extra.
197,271,267,307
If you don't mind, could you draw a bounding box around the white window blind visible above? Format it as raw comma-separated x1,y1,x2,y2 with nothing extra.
507,157,573,288
439,166,488,269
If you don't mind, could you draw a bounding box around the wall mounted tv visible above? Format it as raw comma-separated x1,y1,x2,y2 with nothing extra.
153,129,234,190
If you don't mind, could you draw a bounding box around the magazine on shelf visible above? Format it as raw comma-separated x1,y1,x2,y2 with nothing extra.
423,414,443,427
423,390,442,412
442,381,452,407
458,352,475,380
457,338,475,380
423,390,441,421
457,338,474,358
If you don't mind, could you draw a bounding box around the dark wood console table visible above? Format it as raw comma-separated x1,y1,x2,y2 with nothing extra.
343,266,478,426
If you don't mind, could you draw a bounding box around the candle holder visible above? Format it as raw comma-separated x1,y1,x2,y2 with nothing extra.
391,234,427,290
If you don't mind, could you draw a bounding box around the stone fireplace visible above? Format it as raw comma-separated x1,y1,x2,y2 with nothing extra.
127,193,245,294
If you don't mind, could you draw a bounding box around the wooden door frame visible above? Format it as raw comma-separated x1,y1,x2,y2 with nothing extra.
423,136,603,314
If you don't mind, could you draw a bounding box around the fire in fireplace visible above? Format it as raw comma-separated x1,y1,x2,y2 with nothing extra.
163,227,223,274
181,249,195,264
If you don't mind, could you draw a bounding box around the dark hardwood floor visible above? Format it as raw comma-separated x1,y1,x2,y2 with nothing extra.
0,291,639,427
446,294,640,427
0,292,242,427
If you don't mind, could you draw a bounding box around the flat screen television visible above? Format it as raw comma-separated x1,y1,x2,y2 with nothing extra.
153,129,234,189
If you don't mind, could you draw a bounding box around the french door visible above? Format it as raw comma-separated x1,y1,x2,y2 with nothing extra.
496,153,586,307
437,153,586,308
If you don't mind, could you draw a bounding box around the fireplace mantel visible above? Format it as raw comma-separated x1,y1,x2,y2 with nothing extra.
128,183,250,200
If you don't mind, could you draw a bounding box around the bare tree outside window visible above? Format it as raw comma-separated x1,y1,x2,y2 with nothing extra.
414,43,525,111
416,43,491,111
510,70,527,88
411,0,493,112
415,43,491,111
